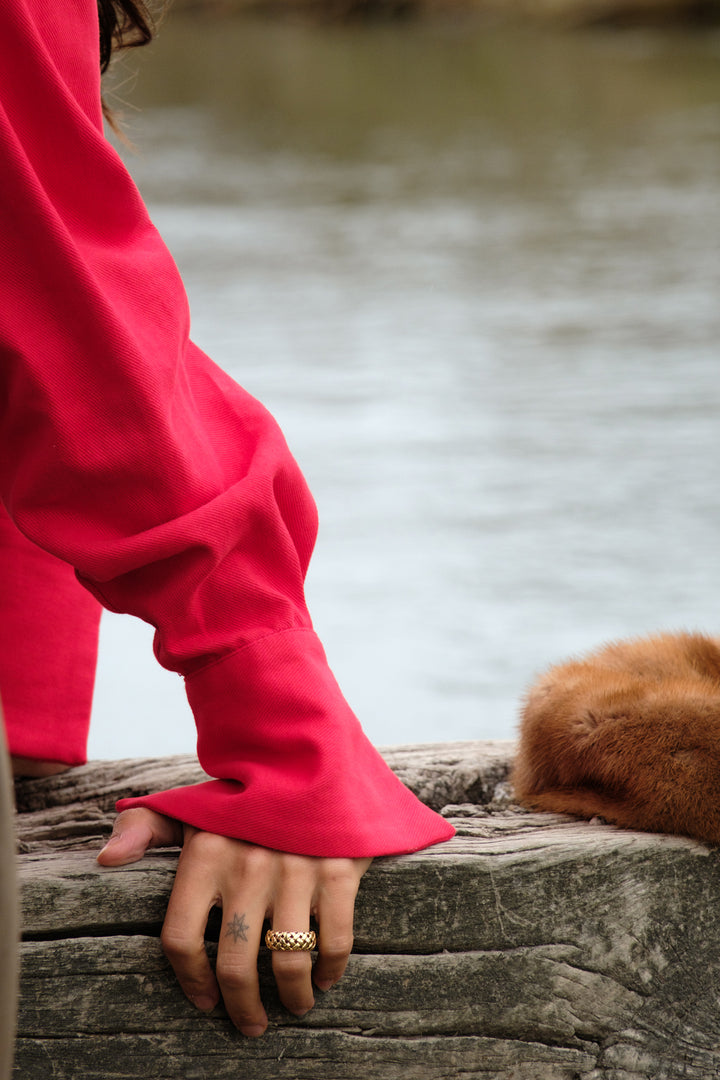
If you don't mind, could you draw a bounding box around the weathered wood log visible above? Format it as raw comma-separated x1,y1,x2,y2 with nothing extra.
0,723,18,1080
13,742,720,1079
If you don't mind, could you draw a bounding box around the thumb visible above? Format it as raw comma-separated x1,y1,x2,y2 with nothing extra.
97,807,183,866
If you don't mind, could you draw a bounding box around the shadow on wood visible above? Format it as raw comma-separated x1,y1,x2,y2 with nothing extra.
13,741,720,1079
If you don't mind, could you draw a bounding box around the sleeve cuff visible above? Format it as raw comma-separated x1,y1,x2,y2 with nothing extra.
117,628,455,857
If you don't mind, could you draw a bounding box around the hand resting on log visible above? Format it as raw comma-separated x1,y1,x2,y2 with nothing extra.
95,807,371,1037
11,766,371,1038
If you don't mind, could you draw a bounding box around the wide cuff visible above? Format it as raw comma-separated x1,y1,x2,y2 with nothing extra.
118,628,455,858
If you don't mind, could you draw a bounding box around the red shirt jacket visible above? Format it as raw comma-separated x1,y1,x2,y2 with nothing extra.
0,0,454,858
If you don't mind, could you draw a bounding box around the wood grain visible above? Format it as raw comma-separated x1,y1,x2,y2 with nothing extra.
13,743,720,1079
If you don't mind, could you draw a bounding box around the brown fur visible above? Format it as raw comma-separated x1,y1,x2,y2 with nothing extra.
513,631,720,844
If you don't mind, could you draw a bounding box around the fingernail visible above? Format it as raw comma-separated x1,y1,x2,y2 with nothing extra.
314,978,334,992
241,1024,266,1038
191,995,216,1013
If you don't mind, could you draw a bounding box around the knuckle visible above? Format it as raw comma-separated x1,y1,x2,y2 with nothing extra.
319,933,353,961
215,957,255,990
327,866,361,892
318,866,361,899
272,951,312,980
160,926,195,960
241,844,275,874
183,829,230,862
275,853,313,886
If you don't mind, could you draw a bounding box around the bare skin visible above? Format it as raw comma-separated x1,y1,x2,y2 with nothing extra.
96,806,372,1037
16,762,371,1032
11,757,72,778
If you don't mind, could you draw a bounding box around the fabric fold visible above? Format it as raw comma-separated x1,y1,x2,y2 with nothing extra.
119,630,455,856
1,0,455,857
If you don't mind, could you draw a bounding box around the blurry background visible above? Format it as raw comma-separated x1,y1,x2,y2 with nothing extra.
89,8,720,759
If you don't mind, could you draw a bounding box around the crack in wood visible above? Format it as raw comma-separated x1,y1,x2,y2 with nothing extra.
13,744,720,1079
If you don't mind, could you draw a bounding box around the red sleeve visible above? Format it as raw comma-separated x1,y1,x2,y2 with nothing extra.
0,0,454,857
0,503,101,765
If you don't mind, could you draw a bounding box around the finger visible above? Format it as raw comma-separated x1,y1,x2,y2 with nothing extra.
215,901,268,1036
160,833,222,1018
270,888,315,1017
312,859,370,993
97,807,183,866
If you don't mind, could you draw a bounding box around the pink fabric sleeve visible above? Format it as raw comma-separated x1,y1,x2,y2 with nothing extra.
0,0,454,857
0,503,101,765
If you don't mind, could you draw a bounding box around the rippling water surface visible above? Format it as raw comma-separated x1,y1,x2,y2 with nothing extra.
90,17,720,758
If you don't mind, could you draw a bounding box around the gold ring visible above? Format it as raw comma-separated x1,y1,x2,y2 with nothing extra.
265,929,316,952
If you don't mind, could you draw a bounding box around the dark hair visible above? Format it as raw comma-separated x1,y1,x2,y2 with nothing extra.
97,0,154,74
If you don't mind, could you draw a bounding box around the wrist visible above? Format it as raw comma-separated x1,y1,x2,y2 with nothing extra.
11,756,72,778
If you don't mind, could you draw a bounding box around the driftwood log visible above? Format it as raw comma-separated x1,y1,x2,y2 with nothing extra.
13,741,720,1080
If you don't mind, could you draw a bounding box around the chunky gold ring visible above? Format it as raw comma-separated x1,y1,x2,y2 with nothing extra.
265,929,317,952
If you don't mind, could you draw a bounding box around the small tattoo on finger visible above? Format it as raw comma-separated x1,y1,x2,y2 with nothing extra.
226,912,250,943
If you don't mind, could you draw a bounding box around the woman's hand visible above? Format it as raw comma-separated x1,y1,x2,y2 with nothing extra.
97,807,371,1036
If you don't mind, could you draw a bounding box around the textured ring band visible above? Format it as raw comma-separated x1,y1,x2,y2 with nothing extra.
265,929,317,952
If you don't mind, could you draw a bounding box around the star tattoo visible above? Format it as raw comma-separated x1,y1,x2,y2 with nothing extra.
225,912,250,944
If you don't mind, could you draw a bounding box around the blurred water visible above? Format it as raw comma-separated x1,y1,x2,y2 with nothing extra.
89,17,720,759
